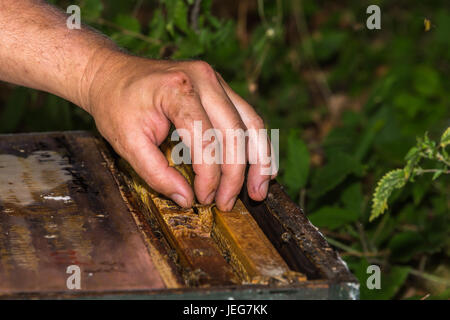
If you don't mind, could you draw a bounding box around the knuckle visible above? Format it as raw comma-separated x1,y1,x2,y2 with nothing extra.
229,118,246,131
193,61,216,79
222,114,246,131
249,115,265,129
164,70,192,89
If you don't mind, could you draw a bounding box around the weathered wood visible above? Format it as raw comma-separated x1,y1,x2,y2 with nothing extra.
147,140,304,285
121,146,238,286
212,200,301,283
0,132,168,295
240,181,358,283
0,131,359,299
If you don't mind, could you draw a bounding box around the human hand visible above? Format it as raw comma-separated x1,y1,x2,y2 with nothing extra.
86,53,276,211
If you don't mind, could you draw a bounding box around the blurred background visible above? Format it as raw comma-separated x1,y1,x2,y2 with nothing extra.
0,0,448,299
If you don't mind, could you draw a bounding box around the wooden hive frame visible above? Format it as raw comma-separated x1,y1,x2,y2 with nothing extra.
117,140,305,287
100,135,359,299
0,131,358,299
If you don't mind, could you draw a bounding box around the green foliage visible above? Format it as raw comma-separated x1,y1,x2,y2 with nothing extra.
282,129,310,198
309,206,358,230
441,127,450,148
309,152,364,198
0,0,448,299
352,259,411,300
370,128,450,221
0,87,28,133
371,169,406,221
81,0,103,21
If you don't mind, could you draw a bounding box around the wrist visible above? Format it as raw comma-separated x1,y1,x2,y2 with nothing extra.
78,45,129,116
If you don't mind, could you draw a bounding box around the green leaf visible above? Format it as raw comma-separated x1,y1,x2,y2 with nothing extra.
340,183,364,215
371,214,396,247
81,0,103,21
432,169,444,180
310,152,363,198
404,146,421,179
148,9,166,40
173,34,204,58
354,118,384,161
311,31,347,62
173,0,189,33
440,127,450,148
115,14,140,32
352,259,410,300
201,0,213,16
378,266,411,299
388,231,424,263
283,130,310,195
370,169,407,221
393,92,424,118
308,206,358,230
413,65,440,97
364,74,396,112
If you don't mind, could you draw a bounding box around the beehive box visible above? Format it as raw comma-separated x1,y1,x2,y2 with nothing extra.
0,131,358,299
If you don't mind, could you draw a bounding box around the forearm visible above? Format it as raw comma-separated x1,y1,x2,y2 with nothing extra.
0,0,274,211
0,0,122,112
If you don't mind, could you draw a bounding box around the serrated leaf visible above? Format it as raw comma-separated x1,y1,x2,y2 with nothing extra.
404,146,421,179
440,127,450,148
370,169,407,221
405,146,420,161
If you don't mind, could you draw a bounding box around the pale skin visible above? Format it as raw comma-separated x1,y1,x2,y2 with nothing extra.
0,0,276,211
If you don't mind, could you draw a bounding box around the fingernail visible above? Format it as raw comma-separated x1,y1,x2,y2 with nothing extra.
259,180,269,199
171,193,188,207
225,196,237,211
204,191,216,204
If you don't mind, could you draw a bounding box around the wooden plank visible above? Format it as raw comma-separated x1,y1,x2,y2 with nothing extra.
0,131,358,299
123,161,238,286
130,140,304,285
0,132,167,296
240,181,358,283
212,199,300,283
